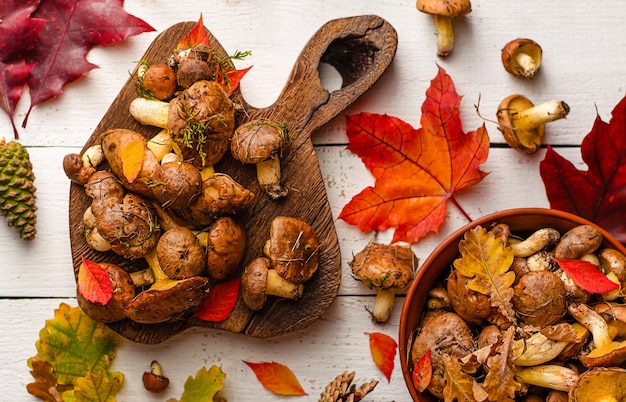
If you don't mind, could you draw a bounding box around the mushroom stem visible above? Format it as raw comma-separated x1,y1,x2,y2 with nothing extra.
144,249,177,289
433,15,455,57
129,98,169,128
146,129,173,162
512,100,570,131
266,269,304,299
514,52,537,78
372,288,396,323
515,364,579,391
130,268,156,287
569,303,612,350
256,155,287,199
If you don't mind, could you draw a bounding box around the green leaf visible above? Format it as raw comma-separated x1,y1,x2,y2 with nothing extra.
178,366,226,402
34,303,121,384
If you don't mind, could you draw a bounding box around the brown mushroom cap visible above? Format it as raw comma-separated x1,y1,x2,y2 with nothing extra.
63,153,95,185
447,269,494,325
152,161,203,210
142,63,177,100
416,0,471,17
501,38,543,78
497,94,544,154
230,119,287,164
512,270,566,327
350,242,416,291
96,193,159,259
76,262,136,323
204,216,247,281
125,275,209,324
570,367,626,402
156,227,207,279
167,80,235,168
265,216,320,284
85,171,125,217
240,257,271,311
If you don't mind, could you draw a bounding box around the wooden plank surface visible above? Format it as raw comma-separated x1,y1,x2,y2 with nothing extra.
1,0,624,400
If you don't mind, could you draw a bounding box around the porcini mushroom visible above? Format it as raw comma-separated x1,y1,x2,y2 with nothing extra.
515,364,579,392
151,161,203,210
416,0,471,57
139,63,177,100
142,360,170,393
497,94,570,153
240,257,303,311
230,119,289,199
197,216,247,281
553,224,603,260
156,226,207,280
349,241,417,323
264,216,320,284
512,270,566,327
501,38,543,79
569,367,626,402
62,145,104,185
125,249,209,324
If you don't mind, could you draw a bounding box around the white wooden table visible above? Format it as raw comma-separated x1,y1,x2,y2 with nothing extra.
2,1,624,400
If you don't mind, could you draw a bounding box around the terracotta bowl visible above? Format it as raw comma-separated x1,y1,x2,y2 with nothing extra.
398,207,626,401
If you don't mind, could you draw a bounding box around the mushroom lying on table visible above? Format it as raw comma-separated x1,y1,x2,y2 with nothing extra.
349,241,417,323
501,38,543,79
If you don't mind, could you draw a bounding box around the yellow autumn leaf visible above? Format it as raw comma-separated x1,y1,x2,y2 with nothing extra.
121,139,145,183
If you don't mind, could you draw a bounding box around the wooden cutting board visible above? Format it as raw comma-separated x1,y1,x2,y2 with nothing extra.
68,15,397,344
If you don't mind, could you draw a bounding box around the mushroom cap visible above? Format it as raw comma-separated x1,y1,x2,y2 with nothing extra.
205,216,247,281
501,38,542,78
230,119,287,164
156,227,207,279
446,269,494,325
416,0,471,17
125,275,209,324
512,270,566,327
349,242,416,290
152,161,203,210
240,257,271,311
496,94,544,154
76,262,136,323
142,63,177,100
85,171,125,217
570,367,626,402
265,216,319,284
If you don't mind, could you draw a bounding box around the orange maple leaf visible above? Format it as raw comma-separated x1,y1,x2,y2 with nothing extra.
366,332,397,382
243,361,307,396
339,66,489,243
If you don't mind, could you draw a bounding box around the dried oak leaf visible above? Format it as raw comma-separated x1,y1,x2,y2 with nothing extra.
453,225,517,324
167,365,226,402
27,303,123,400
69,369,124,402
0,0,154,136
483,327,522,402
540,94,626,247
339,66,489,244
442,355,481,402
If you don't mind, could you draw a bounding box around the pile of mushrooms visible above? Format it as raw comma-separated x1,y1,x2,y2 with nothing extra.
63,33,319,325
410,223,626,401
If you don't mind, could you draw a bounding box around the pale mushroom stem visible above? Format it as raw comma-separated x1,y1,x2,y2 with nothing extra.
372,288,396,323
144,249,178,290
129,98,169,128
256,155,288,199
569,303,612,350
515,365,579,391
515,52,538,78
433,16,455,57
266,269,303,300
512,100,570,130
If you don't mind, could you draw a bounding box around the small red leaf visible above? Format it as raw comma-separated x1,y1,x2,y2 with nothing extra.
412,349,432,392
366,332,397,382
554,258,620,293
194,278,240,322
243,361,307,396
77,257,113,304
217,65,252,95
176,14,210,51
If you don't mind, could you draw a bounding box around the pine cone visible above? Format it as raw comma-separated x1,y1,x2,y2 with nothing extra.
319,371,379,402
0,138,37,240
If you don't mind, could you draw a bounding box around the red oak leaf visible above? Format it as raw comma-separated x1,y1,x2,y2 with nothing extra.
339,66,489,244
554,258,619,294
77,257,112,304
412,349,432,392
366,332,397,382
0,0,154,137
243,361,307,396
540,95,626,247
194,278,241,322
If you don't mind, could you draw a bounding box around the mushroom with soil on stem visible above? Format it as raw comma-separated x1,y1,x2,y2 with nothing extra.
125,248,210,324
263,216,320,285
496,94,570,154
416,0,472,57
349,241,417,323
501,38,543,79
240,257,304,311
62,144,105,185
230,119,289,199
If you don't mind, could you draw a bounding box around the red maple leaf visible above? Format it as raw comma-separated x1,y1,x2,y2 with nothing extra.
540,95,626,247
338,66,490,244
0,0,154,138
194,277,240,322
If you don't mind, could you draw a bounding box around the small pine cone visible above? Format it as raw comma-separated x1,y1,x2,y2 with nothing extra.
319,371,378,402
0,138,37,240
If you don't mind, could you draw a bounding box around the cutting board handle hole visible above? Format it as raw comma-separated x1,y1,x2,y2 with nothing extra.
318,62,343,93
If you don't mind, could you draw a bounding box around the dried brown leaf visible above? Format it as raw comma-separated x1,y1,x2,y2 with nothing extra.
484,327,522,402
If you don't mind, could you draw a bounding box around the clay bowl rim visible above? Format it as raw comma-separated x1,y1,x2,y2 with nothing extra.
398,207,626,401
